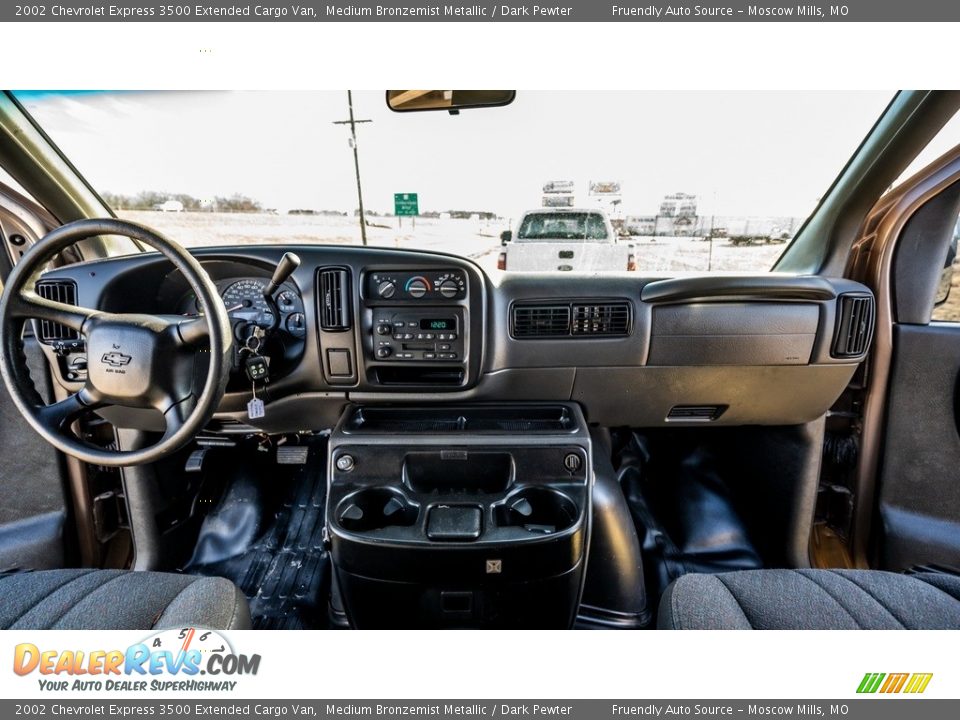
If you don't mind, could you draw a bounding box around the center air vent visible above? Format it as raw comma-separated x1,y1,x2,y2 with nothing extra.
318,268,351,331
34,280,79,343
512,305,571,338
832,293,875,358
512,301,631,339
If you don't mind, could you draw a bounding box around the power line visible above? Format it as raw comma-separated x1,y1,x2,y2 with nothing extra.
333,90,372,246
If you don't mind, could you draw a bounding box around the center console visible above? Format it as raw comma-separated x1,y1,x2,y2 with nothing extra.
325,403,592,628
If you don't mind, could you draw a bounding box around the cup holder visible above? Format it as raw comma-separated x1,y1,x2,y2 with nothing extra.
495,487,578,535
336,488,419,532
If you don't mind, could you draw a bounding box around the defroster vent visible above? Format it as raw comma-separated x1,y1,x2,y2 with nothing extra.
318,268,351,331
832,293,875,358
34,280,79,343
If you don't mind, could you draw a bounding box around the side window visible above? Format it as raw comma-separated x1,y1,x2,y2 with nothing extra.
931,214,960,322
888,111,960,324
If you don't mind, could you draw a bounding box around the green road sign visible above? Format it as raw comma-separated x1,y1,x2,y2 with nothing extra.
394,193,419,216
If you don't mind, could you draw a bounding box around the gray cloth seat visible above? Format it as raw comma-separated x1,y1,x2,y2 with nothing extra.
658,568,960,629
0,568,251,630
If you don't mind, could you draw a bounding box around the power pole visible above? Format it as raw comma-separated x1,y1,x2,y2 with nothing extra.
333,90,372,246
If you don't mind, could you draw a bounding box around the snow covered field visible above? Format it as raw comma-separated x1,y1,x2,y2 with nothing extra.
119,210,784,275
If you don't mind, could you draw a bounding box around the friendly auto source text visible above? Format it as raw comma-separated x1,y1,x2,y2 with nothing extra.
610,5,840,17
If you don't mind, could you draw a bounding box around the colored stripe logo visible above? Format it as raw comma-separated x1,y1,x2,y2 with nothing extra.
857,672,933,694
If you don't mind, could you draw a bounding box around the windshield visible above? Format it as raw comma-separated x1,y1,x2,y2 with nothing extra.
518,212,609,241
15,90,892,274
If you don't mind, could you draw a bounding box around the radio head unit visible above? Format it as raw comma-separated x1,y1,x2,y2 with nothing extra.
372,308,464,361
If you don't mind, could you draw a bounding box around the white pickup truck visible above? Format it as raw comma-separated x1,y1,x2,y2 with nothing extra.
497,208,636,272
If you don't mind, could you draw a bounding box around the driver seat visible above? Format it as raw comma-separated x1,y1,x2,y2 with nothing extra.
0,569,251,630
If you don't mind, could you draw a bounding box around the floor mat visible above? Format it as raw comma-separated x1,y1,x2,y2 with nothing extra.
615,431,763,611
186,438,330,629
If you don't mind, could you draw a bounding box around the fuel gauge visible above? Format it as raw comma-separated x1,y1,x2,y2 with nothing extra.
286,312,307,338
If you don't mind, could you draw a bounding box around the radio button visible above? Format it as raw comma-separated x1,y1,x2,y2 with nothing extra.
438,343,452,351
424,352,437,360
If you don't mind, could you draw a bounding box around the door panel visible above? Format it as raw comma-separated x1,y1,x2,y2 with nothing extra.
878,323,960,570
874,180,960,571
0,336,69,571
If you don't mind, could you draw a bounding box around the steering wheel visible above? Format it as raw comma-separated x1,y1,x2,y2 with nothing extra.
0,218,233,466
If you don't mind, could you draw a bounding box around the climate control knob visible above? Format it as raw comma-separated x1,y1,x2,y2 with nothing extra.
407,279,428,298
377,280,396,299
437,279,459,299
375,346,393,359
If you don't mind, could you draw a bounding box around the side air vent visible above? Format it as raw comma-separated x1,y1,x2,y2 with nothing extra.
34,280,79,343
571,302,631,336
318,268,351,331
666,405,728,422
512,305,571,338
832,293,875,358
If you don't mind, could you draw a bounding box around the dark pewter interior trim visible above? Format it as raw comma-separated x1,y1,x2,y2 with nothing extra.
34,246,873,430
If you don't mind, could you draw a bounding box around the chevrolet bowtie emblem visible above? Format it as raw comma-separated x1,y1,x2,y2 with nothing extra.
100,351,132,367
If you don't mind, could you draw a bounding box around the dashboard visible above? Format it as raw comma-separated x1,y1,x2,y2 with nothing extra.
32,244,875,434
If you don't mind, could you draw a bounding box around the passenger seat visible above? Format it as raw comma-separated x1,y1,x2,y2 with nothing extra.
657,568,960,629
0,569,251,630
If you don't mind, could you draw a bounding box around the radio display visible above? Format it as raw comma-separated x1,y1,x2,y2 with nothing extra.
420,318,456,331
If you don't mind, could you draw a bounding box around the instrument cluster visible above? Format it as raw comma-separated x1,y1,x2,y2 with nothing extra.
178,277,306,339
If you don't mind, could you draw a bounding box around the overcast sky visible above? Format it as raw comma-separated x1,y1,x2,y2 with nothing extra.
17,90,893,219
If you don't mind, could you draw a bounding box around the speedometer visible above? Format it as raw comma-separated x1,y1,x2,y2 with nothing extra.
222,279,275,325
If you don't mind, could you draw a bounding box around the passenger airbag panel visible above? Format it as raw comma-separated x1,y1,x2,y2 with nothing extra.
648,303,819,366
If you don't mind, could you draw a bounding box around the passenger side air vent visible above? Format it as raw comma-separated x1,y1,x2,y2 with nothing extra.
34,280,79,343
832,293,875,358
511,305,571,338
666,405,727,422
318,268,351,331
571,302,631,336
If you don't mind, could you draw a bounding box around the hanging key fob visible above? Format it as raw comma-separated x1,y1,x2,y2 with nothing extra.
245,354,269,383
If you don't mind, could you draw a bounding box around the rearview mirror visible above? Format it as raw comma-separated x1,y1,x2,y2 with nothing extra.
387,90,515,113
